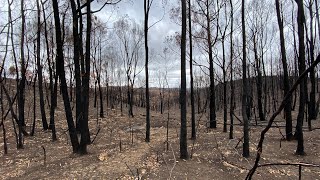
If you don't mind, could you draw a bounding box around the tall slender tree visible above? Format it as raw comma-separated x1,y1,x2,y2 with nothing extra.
79,0,93,153
207,1,217,129
217,2,230,132
294,0,306,155
307,0,316,126
17,0,27,149
275,0,293,140
144,0,152,142
242,0,249,158
188,0,196,140
51,0,79,153
36,0,49,130
76,0,85,133
180,0,189,160
41,0,57,140
70,0,82,135
197,0,217,128
229,0,234,139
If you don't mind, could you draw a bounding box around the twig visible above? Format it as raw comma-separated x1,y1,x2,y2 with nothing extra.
124,161,136,178
90,127,101,144
41,145,46,165
232,112,243,124
169,144,176,179
257,162,320,168
246,54,320,180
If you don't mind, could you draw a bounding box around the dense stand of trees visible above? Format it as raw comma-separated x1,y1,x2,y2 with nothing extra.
0,0,320,178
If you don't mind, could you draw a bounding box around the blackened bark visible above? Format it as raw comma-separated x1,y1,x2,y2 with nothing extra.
30,73,37,136
76,0,85,133
144,0,151,142
94,81,97,108
52,0,79,153
229,0,234,139
307,2,316,126
0,86,8,154
17,0,27,149
275,0,293,140
1,84,28,137
78,0,92,154
180,0,189,160
206,0,216,129
221,36,228,133
41,0,54,130
159,96,163,111
96,41,104,118
294,0,306,155
98,77,104,118
50,75,58,141
127,84,134,117
253,35,265,122
36,0,48,130
242,0,249,158
246,54,320,180
188,0,196,139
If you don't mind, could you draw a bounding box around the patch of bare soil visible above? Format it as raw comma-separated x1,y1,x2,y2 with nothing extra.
1,101,320,179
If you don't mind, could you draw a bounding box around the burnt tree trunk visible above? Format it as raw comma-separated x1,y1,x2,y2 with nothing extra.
275,0,293,140
144,0,151,142
242,0,249,158
41,0,54,131
78,0,92,154
50,74,58,141
36,0,48,130
98,76,104,118
307,1,316,128
17,0,27,149
180,0,189,160
0,86,8,154
76,0,85,133
294,0,306,155
221,37,228,132
207,0,216,129
253,34,265,122
30,72,37,136
229,0,234,139
52,0,79,153
188,0,196,139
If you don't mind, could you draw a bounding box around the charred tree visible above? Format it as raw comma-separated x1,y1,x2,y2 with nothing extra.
41,0,55,131
36,0,49,130
79,0,93,154
188,0,196,139
76,0,85,133
51,0,79,153
229,0,234,139
180,0,189,160
275,0,293,140
294,0,306,155
144,0,151,142
252,34,265,122
70,0,82,116
17,0,27,149
242,0,249,158
307,1,316,126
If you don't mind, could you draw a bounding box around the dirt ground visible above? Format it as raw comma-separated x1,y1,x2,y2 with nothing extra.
1,94,320,179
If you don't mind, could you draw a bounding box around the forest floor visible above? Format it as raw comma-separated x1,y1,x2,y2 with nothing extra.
1,94,320,179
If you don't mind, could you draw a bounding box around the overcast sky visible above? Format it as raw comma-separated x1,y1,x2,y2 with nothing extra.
0,0,199,87
92,0,187,87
